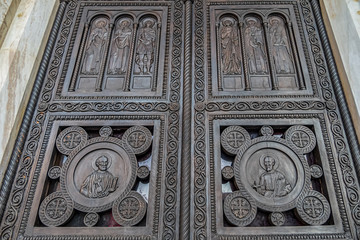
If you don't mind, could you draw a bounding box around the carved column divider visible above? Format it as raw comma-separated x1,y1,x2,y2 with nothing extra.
69,22,89,92
288,22,306,90
215,22,223,91
180,0,192,239
151,22,162,92
238,21,251,91
95,23,114,92
123,22,138,91
263,21,279,90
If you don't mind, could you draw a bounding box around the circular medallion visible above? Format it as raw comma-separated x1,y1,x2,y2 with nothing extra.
56,127,88,155
137,166,150,180
222,166,234,181
285,125,316,154
221,126,251,155
269,212,285,226
224,191,257,226
310,164,323,179
60,137,137,212
260,126,274,136
123,126,152,155
296,190,330,225
233,136,311,212
112,191,147,226
99,126,113,137
48,166,62,180
84,212,99,227
39,192,74,227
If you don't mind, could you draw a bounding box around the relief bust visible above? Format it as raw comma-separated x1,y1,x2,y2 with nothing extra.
253,155,292,198
80,155,118,198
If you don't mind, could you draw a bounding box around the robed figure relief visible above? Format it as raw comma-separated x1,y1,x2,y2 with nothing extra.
80,155,118,198
135,19,157,75
220,18,242,75
253,155,292,198
269,17,294,74
108,19,133,74
244,17,268,74
82,18,108,75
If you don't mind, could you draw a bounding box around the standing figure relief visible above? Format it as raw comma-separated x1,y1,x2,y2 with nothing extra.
135,19,157,75
244,17,268,74
220,18,242,75
269,17,294,74
109,19,133,74
82,18,108,75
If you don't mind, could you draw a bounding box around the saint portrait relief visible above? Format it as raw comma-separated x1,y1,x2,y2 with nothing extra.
220,19,242,75
269,17,294,74
82,18,108,75
80,155,118,198
135,19,157,75
244,17,268,74
253,155,292,198
109,19,133,74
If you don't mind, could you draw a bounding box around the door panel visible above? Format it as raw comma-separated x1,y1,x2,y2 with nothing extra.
1,0,360,239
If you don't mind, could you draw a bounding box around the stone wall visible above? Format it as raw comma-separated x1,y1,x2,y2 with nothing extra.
0,0,359,184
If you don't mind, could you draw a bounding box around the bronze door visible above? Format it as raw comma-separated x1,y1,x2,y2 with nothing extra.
1,0,360,239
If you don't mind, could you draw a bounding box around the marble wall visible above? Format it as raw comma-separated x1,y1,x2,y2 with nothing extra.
0,0,58,184
0,0,359,184
321,0,360,138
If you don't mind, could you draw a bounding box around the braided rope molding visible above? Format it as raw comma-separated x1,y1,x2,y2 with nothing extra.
180,0,193,239
309,0,360,179
0,0,68,234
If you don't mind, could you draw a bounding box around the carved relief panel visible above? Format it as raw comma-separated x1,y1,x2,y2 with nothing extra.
26,119,164,236
58,3,169,98
1,0,360,239
209,3,309,97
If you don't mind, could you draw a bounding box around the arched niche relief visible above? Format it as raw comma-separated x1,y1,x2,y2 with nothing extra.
69,15,111,92
216,14,244,91
131,15,160,92
104,15,135,91
242,14,271,91
68,13,162,94
267,13,304,90
213,11,307,93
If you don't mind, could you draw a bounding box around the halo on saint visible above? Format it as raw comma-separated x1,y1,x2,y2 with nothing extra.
143,19,155,28
259,153,280,171
270,16,283,25
94,18,107,27
92,153,112,171
245,17,259,25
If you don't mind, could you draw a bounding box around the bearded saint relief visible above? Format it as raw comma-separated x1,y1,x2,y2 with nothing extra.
108,19,133,74
135,19,157,75
269,17,294,74
82,18,108,75
80,155,118,198
244,17,268,74
253,155,292,198
220,18,242,75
